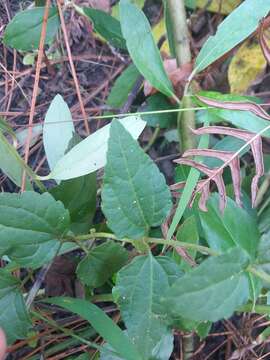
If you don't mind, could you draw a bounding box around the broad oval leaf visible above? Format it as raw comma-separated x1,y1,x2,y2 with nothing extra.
199,194,259,259
76,241,128,288
47,297,143,360
195,0,270,73
43,94,75,171
3,7,60,51
101,120,172,239
83,7,126,49
113,253,174,360
0,191,70,267
43,116,146,181
163,247,250,322
0,269,31,344
119,0,175,99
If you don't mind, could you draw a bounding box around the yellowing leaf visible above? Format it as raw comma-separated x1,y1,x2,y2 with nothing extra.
228,38,268,94
196,0,241,15
152,18,169,54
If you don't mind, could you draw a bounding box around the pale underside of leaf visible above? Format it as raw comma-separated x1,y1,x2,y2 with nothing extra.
43,116,146,181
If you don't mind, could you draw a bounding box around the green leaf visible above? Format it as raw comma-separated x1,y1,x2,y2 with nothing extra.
0,116,16,140
199,194,259,259
102,120,172,239
156,256,183,285
0,131,32,189
142,93,177,128
83,7,126,49
76,241,128,288
119,0,175,99
163,247,250,322
196,91,270,137
113,253,173,360
50,173,96,234
0,191,70,267
167,117,210,240
195,0,270,72
3,7,60,51
0,269,31,344
47,297,143,360
176,215,199,271
43,94,75,171
44,116,146,181
106,64,140,109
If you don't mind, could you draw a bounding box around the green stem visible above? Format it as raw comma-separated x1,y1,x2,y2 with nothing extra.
237,303,270,315
144,126,160,152
90,293,114,303
70,232,218,256
248,265,270,284
167,0,195,152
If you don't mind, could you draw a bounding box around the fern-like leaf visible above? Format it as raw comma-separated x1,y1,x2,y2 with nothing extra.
173,126,265,212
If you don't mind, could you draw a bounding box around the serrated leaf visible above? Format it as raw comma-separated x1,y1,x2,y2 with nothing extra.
113,253,173,360
119,0,175,99
3,7,60,51
0,269,31,344
155,256,183,285
47,297,143,360
199,194,259,258
0,131,32,189
163,247,250,322
195,0,270,73
106,64,140,109
50,173,96,234
43,94,75,171
0,191,70,267
142,93,177,128
101,120,172,239
44,116,146,181
228,38,268,94
76,241,128,288
83,7,126,49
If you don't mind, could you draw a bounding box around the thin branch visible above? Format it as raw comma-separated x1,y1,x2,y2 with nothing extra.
21,0,51,191
56,0,90,134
